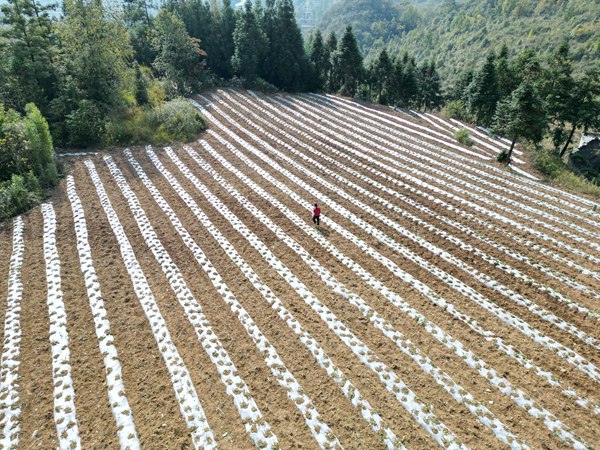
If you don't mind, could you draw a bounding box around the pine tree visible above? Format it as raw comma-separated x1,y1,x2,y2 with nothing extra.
325,31,340,92
209,0,236,79
0,0,56,111
231,1,267,82
368,48,392,104
465,52,499,125
335,25,363,96
417,61,442,110
308,30,328,90
495,44,515,99
493,81,547,163
123,0,156,66
268,0,309,91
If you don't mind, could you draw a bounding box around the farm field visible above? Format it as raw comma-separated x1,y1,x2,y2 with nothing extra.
1,89,599,449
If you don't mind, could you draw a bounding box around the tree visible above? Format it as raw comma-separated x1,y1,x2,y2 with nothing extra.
325,31,340,92
151,9,206,96
51,0,134,145
335,25,363,96
231,1,267,82
389,55,418,107
495,44,516,99
465,53,499,125
268,0,310,91
308,30,328,90
368,48,392,103
209,0,236,79
559,68,600,157
23,102,57,187
493,81,547,163
417,61,442,110
123,0,156,66
0,0,57,111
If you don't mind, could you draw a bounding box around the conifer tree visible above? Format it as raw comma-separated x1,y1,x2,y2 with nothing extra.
325,31,340,92
0,0,56,111
493,81,547,163
123,0,156,66
465,53,499,125
231,0,267,82
368,48,392,104
210,0,236,79
417,61,442,110
308,30,328,90
268,0,309,91
335,25,363,96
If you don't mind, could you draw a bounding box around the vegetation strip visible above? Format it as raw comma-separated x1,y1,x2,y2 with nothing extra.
66,176,140,449
41,203,82,450
0,217,25,448
84,161,217,449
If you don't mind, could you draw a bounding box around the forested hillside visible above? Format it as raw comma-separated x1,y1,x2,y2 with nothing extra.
318,0,599,83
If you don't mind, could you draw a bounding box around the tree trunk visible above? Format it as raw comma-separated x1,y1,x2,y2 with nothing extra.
506,137,516,164
560,125,576,158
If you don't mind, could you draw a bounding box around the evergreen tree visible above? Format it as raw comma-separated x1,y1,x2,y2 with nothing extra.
210,0,236,79
151,9,206,96
23,102,57,188
0,0,57,111
368,48,392,104
308,30,328,90
390,56,418,107
493,81,547,163
417,61,442,110
465,53,499,125
231,1,267,82
559,68,600,157
325,31,340,92
268,0,309,91
495,44,515,99
335,25,363,96
135,65,149,106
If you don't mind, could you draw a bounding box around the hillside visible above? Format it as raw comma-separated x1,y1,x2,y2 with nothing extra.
317,0,599,83
1,89,599,448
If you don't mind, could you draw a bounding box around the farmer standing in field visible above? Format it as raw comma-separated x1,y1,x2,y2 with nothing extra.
312,203,321,226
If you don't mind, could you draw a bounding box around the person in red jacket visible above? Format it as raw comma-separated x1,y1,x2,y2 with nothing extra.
312,203,321,226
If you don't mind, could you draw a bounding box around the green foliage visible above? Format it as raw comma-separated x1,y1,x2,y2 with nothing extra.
0,103,58,220
534,147,600,196
308,30,329,90
106,98,205,146
151,9,206,97
232,1,268,83
0,0,56,111
335,25,364,96
464,53,499,126
493,80,548,163
65,100,105,148
454,128,474,146
442,100,468,120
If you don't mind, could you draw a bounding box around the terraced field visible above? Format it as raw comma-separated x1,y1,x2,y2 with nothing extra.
1,89,599,449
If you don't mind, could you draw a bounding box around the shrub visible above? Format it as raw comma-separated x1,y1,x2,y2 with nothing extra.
0,175,35,220
153,98,205,142
66,100,105,147
442,100,468,121
496,149,509,163
23,103,58,188
455,128,474,146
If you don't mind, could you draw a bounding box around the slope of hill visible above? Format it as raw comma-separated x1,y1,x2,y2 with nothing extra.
317,0,599,83
1,89,599,448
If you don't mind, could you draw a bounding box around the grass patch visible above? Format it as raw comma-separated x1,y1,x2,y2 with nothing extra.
533,148,600,198
454,128,474,146
105,98,205,147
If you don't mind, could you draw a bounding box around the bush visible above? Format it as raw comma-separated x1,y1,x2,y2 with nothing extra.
66,100,105,147
534,148,600,197
442,100,469,121
106,97,205,146
455,128,474,146
153,98,205,142
24,103,58,188
0,174,36,220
